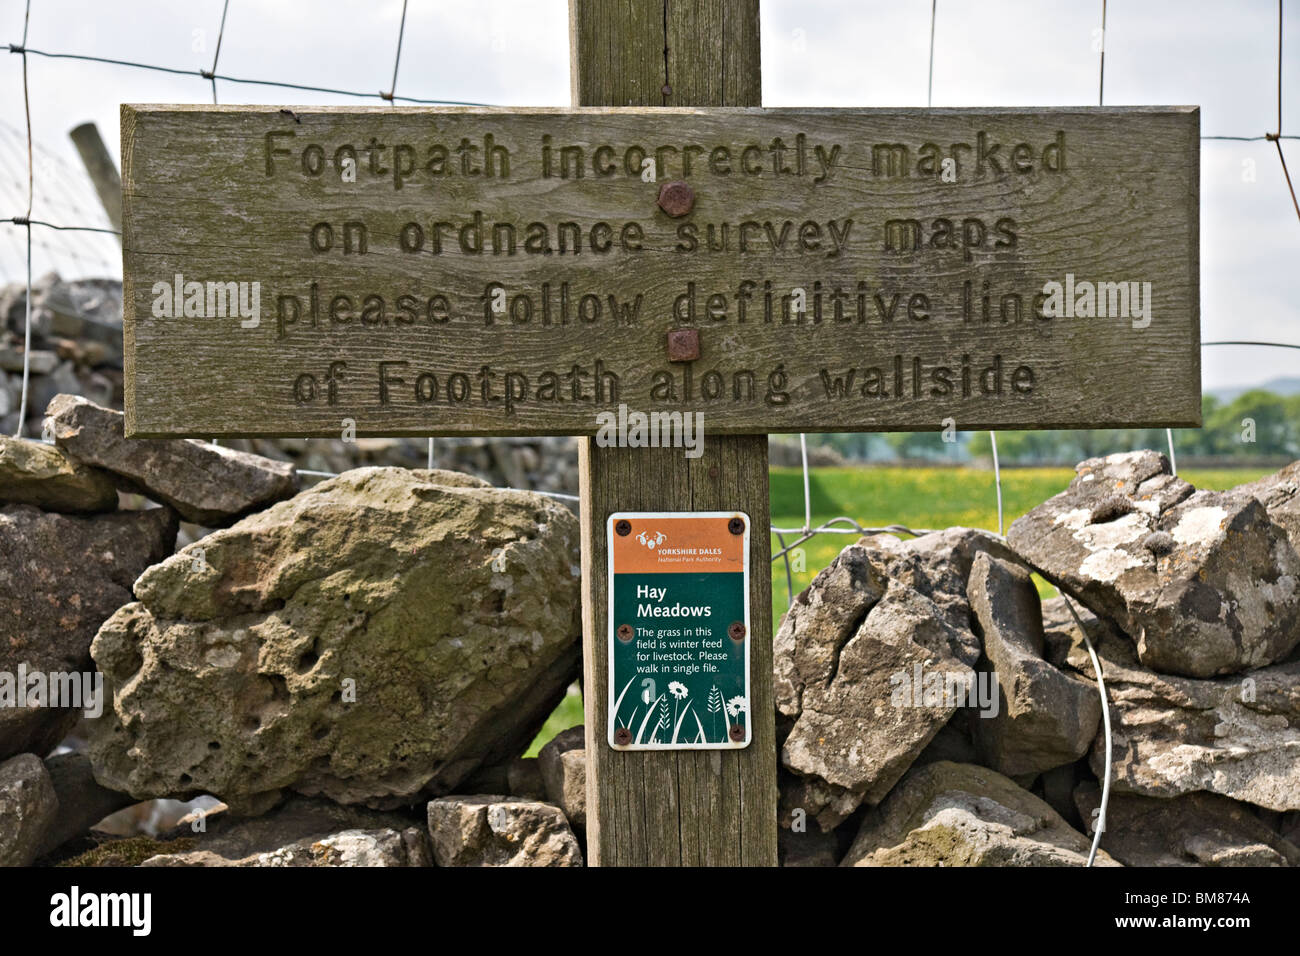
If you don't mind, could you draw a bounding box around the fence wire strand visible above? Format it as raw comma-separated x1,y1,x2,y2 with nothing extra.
13,0,33,438
383,0,409,102
7,43,493,106
207,0,230,104
1267,0,1300,223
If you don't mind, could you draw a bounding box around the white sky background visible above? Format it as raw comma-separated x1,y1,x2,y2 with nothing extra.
1,0,1297,393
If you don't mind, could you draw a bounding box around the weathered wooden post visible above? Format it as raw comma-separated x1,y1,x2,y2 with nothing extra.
69,121,123,237
571,0,778,867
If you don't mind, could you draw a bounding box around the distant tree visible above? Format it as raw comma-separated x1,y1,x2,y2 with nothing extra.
967,392,1297,464
1202,390,1299,457
882,431,957,460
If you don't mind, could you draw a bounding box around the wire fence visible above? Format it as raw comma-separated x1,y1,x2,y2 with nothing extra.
6,0,1300,552
3,0,1298,871
4,0,1297,555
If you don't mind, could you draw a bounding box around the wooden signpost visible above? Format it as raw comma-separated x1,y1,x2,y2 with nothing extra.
121,103,1200,437
119,0,1200,866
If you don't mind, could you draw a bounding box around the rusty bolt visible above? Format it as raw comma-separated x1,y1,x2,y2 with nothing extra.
615,727,633,746
728,621,746,643
666,327,700,362
615,519,631,536
729,724,745,742
617,623,634,642
728,516,745,535
656,180,695,218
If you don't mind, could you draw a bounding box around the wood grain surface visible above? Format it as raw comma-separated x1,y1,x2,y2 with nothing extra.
122,99,1200,437
576,0,777,867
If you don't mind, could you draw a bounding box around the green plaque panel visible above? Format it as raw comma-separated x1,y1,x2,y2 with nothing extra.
606,511,751,750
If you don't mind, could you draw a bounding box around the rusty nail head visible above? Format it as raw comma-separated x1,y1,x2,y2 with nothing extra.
656,180,694,218
617,623,634,642
728,516,745,535
728,621,746,642
666,327,700,363
615,727,633,746
661,83,673,96
729,724,745,742
708,465,719,479
615,519,631,536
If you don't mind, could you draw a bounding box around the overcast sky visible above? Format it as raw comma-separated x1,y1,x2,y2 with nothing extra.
2,0,1297,392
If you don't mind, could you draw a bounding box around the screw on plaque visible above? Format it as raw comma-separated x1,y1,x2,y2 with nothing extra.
728,516,745,535
656,180,695,218
617,623,634,642
615,519,631,536
666,327,700,362
728,621,746,643
729,724,745,742
615,727,633,746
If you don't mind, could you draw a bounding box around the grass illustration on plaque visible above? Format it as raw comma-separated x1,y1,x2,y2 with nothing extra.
613,678,739,745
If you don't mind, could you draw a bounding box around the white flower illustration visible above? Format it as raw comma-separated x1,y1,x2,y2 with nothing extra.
668,681,688,699
725,695,748,718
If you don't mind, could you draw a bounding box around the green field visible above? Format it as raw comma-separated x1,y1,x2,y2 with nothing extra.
526,683,583,757
528,462,1277,754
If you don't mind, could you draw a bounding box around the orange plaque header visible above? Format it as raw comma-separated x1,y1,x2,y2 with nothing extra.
609,513,747,575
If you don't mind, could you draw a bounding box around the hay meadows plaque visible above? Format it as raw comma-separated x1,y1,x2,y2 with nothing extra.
607,512,750,750
122,105,1200,438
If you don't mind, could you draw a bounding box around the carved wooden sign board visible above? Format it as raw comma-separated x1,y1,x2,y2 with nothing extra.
121,105,1200,438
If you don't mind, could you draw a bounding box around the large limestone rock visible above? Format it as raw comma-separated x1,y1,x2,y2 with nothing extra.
774,528,1013,718
460,756,547,800
426,796,583,866
0,435,118,513
88,468,581,811
1007,450,1300,677
538,726,586,832
36,753,136,857
1073,637,1300,812
967,553,1101,776
776,530,1001,830
47,394,298,526
842,761,1118,867
145,827,428,867
1239,460,1300,552
30,276,124,364
774,537,889,719
1074,783,1300,867
0,346,58,375
139,798,431,867
0,503,177,760
0,753,59,866
887,527,1023,614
